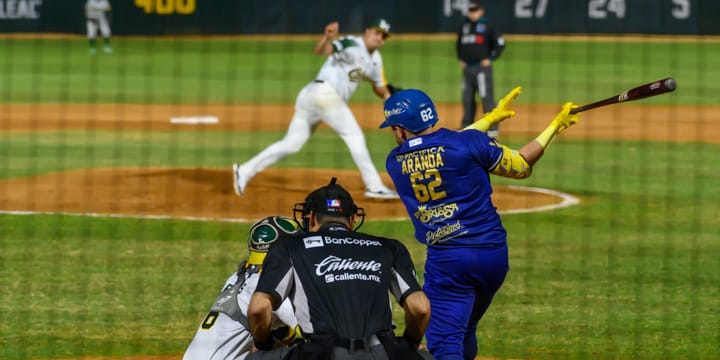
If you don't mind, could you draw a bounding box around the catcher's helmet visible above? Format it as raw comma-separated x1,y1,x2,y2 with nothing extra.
380,89,438,133
248,216,301,253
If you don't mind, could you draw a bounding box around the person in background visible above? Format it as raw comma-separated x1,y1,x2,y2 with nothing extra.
456,1,506,136
85,0,113,54
233,19,402,200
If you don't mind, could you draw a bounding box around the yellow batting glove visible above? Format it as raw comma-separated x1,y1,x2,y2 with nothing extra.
552,102,580,134
464,86,522,132
536,102,580,148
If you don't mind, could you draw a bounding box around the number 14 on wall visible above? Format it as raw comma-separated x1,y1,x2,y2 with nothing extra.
134,0,196,15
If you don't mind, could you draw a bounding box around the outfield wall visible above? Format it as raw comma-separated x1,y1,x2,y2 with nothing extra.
1,0,718,35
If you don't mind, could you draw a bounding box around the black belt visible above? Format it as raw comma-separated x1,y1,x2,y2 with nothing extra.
313,79,324,83
333,334,381,351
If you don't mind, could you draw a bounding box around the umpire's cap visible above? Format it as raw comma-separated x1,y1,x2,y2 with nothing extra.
302,177,358,217
380,89,439,133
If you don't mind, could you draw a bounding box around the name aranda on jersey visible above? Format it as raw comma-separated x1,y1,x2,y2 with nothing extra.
394,146,446,175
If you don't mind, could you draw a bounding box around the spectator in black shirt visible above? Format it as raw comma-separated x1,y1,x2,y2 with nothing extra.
457,1,506,136
247,177,431,359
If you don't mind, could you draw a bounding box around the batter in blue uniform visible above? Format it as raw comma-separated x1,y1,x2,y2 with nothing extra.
379,88,581,359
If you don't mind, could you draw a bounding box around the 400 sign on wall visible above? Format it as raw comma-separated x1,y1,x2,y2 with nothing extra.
134,0,195,15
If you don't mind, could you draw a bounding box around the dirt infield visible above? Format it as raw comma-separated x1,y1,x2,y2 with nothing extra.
1,102,718,222
5,102,716,222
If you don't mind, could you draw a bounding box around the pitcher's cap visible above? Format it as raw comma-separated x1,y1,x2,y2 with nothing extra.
469,1,484,10
369,18,391,38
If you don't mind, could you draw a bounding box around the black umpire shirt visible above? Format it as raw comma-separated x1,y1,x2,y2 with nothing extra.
456,19,505,64
255,224,422,340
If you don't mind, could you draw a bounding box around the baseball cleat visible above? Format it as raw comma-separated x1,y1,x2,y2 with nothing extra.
232,164,248,196
364,187,399,200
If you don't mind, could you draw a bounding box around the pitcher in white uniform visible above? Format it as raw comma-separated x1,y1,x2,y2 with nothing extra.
233,19,400,199
85,0,112,54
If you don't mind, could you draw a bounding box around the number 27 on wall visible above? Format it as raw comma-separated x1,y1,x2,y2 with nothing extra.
135,0,196,15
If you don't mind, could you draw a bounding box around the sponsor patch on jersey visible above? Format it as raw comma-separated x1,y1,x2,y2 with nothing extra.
303,235,324,248
408,137,423,147
315,255,383,284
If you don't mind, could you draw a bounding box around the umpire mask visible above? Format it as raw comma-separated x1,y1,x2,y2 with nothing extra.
293,177,365,231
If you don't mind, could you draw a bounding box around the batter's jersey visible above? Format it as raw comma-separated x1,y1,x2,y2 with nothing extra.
183,266,297,360
85,0,110,20
255,226,422,340
315,35,386,103
385,128,507,247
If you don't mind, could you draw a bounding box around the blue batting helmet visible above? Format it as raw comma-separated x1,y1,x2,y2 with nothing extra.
380,89,438,133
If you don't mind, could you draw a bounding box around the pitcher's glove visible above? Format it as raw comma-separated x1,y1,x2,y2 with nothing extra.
387,83,403,95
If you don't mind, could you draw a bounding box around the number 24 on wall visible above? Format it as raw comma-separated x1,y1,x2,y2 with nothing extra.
135,0,195,15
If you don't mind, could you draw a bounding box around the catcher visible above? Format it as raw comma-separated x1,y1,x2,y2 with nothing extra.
183,216,303,360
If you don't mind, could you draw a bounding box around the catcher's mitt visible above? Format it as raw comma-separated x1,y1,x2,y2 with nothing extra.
387,83,404,95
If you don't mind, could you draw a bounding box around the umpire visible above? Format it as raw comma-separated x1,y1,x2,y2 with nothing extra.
247,177,431,359
457,1,505,134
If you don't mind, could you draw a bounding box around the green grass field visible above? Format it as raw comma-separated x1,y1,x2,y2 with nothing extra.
1,35,719,359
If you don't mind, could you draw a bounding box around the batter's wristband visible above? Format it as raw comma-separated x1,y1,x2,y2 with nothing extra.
535,123,559,149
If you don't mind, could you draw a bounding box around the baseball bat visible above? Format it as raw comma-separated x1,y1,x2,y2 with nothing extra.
569,77,677,114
